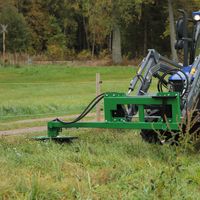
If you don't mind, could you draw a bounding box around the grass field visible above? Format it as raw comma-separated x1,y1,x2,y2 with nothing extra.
1,65,200,199
0,65,134,122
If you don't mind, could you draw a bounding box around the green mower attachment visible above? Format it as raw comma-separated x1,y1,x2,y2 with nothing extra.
35,92,181,141
34,10,200,142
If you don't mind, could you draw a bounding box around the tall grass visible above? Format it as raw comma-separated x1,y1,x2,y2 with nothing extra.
1,130,200,199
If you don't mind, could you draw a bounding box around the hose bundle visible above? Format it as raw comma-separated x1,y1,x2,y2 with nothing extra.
157,69,189,97
53,93,105,124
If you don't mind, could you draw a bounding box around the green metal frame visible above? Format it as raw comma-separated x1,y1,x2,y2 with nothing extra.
46,92,181,138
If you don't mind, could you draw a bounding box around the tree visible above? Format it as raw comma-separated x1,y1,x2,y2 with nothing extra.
41,0,79,49
22,0,66,53
1,0,199,61
80,0,112,57
116,0,161,58
110,0,136,64
168,0,178,61
0,2,30,52
81,0,142,64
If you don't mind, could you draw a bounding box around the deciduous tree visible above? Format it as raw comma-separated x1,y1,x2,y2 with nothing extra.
0,2,29,52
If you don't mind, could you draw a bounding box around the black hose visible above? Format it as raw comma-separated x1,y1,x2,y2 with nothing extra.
157,69,189,97
53,93,105,124
72,93,105,119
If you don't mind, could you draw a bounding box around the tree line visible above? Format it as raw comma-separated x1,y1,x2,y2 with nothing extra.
0,0,199,63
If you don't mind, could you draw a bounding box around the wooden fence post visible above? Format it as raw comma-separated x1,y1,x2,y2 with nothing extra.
96,73,102,121
0,24,8,65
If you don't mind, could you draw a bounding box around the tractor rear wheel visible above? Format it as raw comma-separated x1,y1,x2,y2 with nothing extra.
140,129,161,144
140,109,176,144
140,110,162,144
140,110,200,144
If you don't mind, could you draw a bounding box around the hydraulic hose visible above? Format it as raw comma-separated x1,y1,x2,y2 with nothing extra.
53,93,105,124
157,69,189,97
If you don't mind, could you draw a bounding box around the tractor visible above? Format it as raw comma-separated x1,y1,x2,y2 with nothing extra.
36,10,200,143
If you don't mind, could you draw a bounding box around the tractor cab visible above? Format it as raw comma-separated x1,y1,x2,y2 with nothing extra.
175,10,200,65
169,10,200,88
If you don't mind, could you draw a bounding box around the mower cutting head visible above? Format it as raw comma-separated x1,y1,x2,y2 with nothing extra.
34,135,78,143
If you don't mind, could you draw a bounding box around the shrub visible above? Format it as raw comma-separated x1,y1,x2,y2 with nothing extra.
77,49,92,61
64,48,76,60
47,44,64,61
98,49,111,60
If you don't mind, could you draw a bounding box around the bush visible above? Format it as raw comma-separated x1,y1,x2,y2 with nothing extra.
77,50,92,61
98,49,111,59
47,44,64,61
64,48,76,60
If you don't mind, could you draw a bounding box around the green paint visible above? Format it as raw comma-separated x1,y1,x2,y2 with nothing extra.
45,92,181,138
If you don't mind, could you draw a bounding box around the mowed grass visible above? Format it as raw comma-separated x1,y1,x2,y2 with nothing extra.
0,65,134,122
1,65,200,199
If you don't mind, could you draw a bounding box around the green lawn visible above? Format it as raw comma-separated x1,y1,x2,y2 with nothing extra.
1,65,200,199
0,65,134,122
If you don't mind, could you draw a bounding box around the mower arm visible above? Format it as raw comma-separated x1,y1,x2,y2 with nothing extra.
128,49,182,115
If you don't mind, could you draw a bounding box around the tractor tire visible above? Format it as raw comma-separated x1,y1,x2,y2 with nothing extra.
140,110,200,145
140,110,162,144
140,129,161,144
140,129,179,144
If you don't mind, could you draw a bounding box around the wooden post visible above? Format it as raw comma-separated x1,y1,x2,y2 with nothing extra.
96,73,102,121
1,24,8,65
3,30,5,63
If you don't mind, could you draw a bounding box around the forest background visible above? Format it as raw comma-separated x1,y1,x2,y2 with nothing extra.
0,0,200,64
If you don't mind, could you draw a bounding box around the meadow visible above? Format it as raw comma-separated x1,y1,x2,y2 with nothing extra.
1,65,200,199
0,65,133,122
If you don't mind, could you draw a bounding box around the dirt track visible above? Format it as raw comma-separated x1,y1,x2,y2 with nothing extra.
0,113,95,136
0,126,47,136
